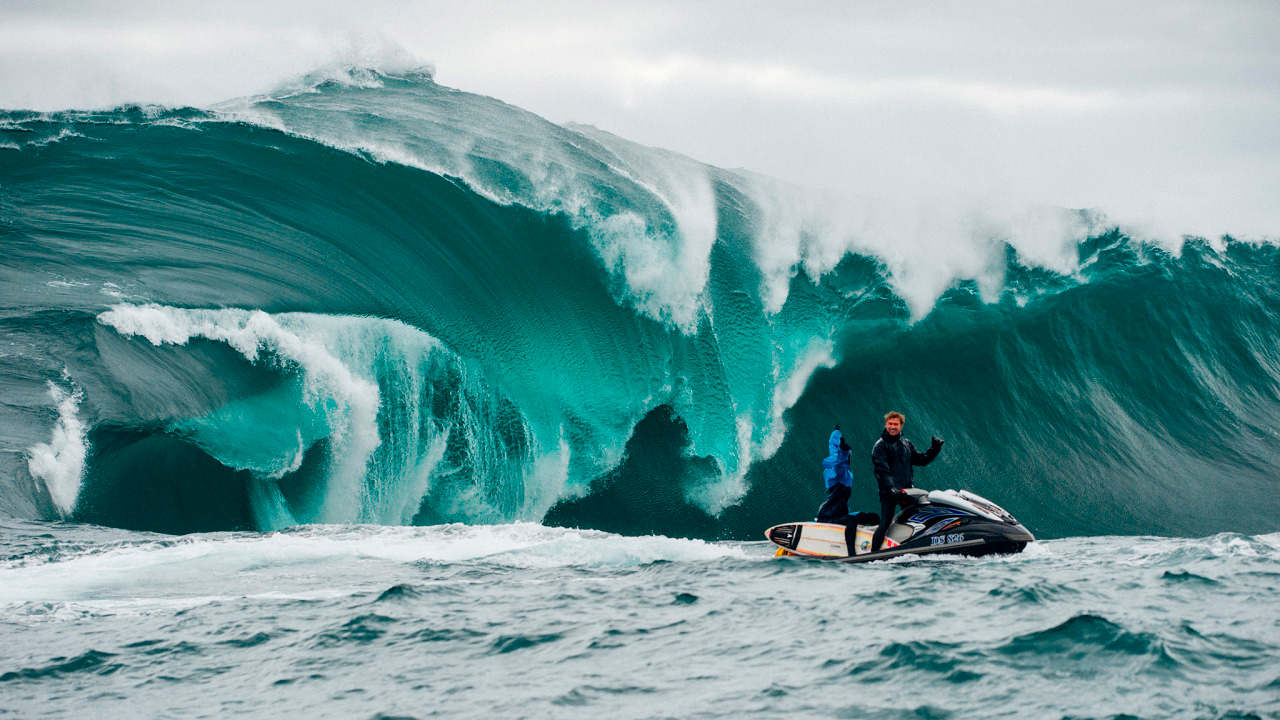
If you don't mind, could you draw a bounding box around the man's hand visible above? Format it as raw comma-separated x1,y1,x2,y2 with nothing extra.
930,436,945,450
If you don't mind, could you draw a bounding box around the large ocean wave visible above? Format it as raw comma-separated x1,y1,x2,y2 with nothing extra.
2,68,1277,540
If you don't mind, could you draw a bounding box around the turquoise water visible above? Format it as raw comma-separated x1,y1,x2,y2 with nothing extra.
2,68,1279,717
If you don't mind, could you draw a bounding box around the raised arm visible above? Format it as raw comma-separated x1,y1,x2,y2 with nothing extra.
911,436,944,466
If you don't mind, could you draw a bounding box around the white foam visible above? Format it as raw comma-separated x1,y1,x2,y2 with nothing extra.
573,129,719,332
0,533,373,606
99,305,383,525
837,194,1099,319
95,304,576,528
0,127,87,150
230,63,1121,328
763,339,837,458
44,279,93,289
0,523,748,608
522,430,573,521
714,165,1122,321
206,63,1132,331
26,381,86,517
214,79,725,333
743,176,821,315
484,530,747,569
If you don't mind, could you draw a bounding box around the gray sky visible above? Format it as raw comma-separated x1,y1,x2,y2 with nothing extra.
3,0,1278,237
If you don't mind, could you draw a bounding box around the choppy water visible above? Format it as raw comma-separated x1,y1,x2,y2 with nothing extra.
3,521,1279,719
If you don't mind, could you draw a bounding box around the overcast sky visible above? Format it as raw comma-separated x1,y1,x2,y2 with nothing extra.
3,0,1278,237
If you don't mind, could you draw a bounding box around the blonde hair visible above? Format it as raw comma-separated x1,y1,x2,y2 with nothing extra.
884,411,905,424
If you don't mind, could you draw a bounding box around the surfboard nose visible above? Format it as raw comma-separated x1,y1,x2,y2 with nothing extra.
766,524,801,550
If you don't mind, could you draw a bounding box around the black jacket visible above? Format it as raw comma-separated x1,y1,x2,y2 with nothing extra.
871,430,940,494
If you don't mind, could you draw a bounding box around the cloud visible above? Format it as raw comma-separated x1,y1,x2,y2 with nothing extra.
2,0,1278,237
603,54,1123,114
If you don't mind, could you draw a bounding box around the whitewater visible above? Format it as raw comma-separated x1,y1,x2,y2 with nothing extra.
3,67,1279,718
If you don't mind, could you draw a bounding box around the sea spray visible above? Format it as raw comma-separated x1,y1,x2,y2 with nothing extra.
26,381,86,517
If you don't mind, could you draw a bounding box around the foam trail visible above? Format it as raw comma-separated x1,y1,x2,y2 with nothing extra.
26,382,87,517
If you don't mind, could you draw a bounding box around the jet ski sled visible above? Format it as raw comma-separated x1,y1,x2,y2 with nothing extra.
765,488,1033,563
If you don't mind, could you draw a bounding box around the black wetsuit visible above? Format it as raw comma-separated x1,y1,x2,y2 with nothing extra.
870,430,941,551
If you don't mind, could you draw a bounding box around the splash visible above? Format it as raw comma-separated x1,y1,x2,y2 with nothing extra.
26,381,87,517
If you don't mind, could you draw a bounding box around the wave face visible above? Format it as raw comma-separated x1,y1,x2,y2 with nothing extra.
2,69,1278,539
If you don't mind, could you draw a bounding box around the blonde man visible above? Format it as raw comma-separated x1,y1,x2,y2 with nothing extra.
870,411,944,552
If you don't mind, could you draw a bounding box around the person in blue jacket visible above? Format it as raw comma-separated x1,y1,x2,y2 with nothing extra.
816,426,855,523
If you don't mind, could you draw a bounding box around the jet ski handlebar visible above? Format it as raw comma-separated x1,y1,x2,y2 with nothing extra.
900,488,931,504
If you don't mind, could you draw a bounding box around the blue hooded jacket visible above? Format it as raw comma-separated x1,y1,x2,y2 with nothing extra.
821,429,853,488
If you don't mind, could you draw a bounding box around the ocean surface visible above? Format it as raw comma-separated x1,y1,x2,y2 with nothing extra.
2,521,1278,719
2,67,1279,718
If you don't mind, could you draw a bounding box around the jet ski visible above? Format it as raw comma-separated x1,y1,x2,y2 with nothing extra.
765,488,1033,563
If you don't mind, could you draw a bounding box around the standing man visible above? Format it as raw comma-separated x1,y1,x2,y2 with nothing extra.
871,412,944,552
816,425,854,523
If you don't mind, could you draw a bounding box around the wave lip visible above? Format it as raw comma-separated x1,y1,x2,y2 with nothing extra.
94,304,568,531
98,305,382,527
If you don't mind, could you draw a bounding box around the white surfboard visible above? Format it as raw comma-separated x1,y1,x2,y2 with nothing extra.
765,522,897,558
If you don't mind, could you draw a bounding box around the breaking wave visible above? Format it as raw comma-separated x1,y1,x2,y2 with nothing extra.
2,68,1278,539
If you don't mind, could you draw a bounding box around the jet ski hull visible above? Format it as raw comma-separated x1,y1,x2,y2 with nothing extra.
835,517,1032,563
765,488,1033,562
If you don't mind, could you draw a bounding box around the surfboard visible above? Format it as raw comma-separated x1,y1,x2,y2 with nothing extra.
765,522,897,558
